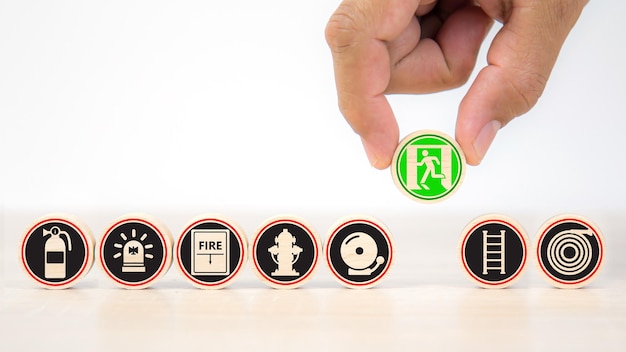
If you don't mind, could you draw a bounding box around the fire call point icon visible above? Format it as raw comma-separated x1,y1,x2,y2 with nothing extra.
20,214,95,289
192,229,230,276
392,130,466,203
534,215,604,289
176,215,248,289
99,214,172,289
251,216,321,289
325,216,394,289
458,215,529,289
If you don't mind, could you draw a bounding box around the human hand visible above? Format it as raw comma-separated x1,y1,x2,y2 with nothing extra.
325,0,588,168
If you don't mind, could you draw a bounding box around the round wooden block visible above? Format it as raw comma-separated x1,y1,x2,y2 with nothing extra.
175,214,248,289
391,130,466,203
325,215,394,289
534,214,604,289
458,214,529,289
98,214,173,289
250,215,322,289
19,213,95,289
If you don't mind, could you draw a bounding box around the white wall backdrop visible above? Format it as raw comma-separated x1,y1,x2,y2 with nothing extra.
2,5,625,348
1,0,624,215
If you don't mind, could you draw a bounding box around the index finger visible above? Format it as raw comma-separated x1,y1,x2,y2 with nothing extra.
325,0,429,169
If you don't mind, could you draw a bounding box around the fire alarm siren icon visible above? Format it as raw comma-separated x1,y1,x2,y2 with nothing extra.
119,229,150,273
99,215,172,289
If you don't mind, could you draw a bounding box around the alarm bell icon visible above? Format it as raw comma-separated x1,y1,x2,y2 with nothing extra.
340,232,385,276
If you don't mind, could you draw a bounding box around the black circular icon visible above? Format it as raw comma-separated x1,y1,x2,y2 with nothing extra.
251,217,320,288
176,216,247,289
99,216,172,289
326,217,393,288
459,216,528,288
20,215,94,289
535,216,603,288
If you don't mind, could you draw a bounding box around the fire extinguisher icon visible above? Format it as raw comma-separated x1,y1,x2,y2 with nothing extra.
43,226,72,279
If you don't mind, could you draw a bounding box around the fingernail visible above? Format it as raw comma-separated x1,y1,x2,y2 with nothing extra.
361,138,382,169
474,120,501,163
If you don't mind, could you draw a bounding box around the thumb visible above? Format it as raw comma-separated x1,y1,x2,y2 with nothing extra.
456,0,588,165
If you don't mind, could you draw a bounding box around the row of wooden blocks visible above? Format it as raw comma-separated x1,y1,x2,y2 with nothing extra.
19,213,604,290
20,213,394,289
458,214,604,289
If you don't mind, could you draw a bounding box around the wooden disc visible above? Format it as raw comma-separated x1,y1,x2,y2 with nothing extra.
458,214,529,289
534,214,604,289
98,213,173,289
391,130,466,203
250,215,321,289
325,215,394,289
175,214,248,289
19,213,95,289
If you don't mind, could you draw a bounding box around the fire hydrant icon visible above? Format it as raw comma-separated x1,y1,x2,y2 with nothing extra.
268,228,303,276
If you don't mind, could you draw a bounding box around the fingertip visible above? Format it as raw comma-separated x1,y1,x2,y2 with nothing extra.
456,66,514,166
457,119,501,166
473,120,501,164
362,136,394,170
456,135,480,166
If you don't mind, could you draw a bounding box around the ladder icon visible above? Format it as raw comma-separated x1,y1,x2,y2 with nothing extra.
482,230,506,275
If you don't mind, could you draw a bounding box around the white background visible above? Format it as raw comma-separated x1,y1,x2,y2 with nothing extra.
1,1,625,350
1,0,625,213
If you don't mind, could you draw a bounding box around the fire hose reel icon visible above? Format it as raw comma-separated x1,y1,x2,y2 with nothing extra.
535,215,605,288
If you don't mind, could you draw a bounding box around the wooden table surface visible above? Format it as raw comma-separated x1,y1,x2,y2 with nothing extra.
3,210,625,351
